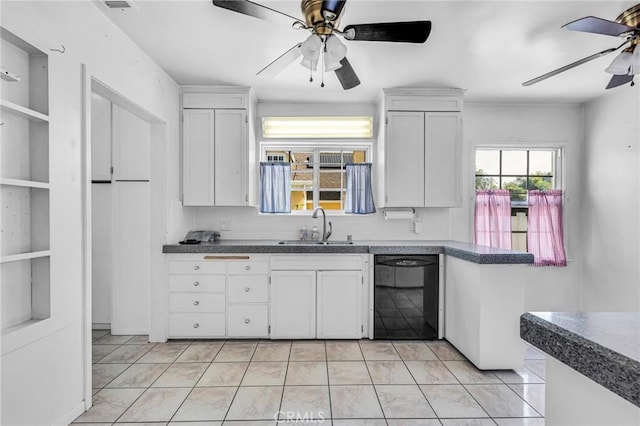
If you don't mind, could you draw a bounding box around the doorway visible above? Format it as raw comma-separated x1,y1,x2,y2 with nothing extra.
82,68,168,409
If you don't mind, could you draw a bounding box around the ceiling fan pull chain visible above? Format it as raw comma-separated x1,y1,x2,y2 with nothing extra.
321,37,326,87
309,67,313,83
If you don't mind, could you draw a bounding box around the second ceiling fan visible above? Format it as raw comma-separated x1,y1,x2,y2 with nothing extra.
212,0,432,90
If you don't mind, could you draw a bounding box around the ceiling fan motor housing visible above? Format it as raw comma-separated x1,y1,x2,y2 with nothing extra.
302,0,340,35
616,4,640,28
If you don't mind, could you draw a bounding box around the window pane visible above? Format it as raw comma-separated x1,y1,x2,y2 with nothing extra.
290,151,312,211
501,151,527,175
475,175,499,190
529,150,553,176
527,175,553,191
502,176,527,202
476,150,500,175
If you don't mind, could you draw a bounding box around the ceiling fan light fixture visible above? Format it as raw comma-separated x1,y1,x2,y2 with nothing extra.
300,56,319,71
605,50,633,75
326,34,347,60
301,34,322,61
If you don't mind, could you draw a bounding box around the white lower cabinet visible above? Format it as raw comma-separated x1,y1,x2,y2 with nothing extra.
269,255,366,340
226,260,269,338
169,313,225,337
270,270,316,339
227,305,269,337
317,271,362,339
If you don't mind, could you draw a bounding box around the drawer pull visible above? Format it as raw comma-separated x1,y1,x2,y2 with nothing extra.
193,281,200,287
193,301,200,306
193,323,200,328
245,265,251,271
244,318,251,324
194,265,200,271
244,287,251,292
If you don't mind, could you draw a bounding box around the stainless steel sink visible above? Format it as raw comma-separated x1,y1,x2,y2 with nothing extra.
277,240,354,245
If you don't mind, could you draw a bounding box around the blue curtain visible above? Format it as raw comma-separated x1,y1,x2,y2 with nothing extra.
260,162,291,213
345,163,376,214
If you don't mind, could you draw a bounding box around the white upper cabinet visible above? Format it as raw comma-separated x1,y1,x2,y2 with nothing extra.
214,109,247,206
385,111,425,207
112,104,151,181
181,89,253,207
183,109,215,206
381,88,463,208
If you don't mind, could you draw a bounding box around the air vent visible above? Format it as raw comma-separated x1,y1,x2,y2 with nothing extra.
105,0,137,9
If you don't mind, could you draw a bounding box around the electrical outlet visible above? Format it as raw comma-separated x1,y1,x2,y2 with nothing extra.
220,219,231,231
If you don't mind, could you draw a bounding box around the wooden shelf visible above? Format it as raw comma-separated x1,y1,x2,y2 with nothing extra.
0,99,49,122
0,178,50,189
0,250,51,264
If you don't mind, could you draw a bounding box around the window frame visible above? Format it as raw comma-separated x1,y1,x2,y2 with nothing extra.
473,144,566,252
260,141,373,215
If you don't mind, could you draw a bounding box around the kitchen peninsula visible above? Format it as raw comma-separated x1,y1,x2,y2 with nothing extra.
161,240,533,370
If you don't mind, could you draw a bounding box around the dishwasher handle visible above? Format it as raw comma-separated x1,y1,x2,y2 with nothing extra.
377,258,435,268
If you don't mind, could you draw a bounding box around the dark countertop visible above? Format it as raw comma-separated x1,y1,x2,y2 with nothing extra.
163,240,534,264
520,312,640,408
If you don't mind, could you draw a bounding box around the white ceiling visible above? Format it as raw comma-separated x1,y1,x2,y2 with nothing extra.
96,0,638,103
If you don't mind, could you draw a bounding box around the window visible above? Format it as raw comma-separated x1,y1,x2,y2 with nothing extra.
475,148,562,251
263,146,370,212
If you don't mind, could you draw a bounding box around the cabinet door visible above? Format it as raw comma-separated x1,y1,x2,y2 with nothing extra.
317,271,362,339
385,111,425,207
214,109,247,206
112,104,151,181
111,181,150,335
91,92,112,181
424,112,462,207
270,270,316,339
183,109,215,206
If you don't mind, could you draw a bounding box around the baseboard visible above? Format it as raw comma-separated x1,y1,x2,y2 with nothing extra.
55,400,86,426
92,323,111,330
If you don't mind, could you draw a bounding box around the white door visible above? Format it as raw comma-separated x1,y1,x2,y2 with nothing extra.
111,181,150,334
270,270,316,339
112,104,151,181
424,112,462,207
91,92,112,181
183,109,215,206
91,183,112,326
317,270,362,339
385,111,425,207
214,109,247,206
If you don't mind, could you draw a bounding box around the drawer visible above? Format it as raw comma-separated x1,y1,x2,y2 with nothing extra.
169,260,226,275
227,276,268,303
169,313,225,338
169,293,225,313
227,261,268,275
227,305,268,337
169,275,225,292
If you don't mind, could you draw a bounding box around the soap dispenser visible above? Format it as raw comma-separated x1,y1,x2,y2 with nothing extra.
311,226,319,241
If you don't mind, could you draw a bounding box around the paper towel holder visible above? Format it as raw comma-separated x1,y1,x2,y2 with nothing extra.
383,208,415,220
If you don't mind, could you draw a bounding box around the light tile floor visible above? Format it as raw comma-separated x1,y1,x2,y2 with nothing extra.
74,331,546,425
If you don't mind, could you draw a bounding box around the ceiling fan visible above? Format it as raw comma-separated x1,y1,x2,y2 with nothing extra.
212,0,431,90
523,4,640,89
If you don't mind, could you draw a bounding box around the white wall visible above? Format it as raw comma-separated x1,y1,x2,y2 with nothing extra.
582,85,640,312
461,103,585,312
0,2,182,425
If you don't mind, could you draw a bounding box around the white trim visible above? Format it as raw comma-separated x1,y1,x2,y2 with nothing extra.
54,400,87,426
0,250,50,263
0,178,50,189
0,98,49,122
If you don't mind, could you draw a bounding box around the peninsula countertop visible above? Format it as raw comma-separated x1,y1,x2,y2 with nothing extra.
520,311,640,408
163,239,534,264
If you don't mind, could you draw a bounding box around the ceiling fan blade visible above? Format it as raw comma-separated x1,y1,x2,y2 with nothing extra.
335,57,360,90
212,0,302,26
606,74,634,89
522,46,619,86
563,16,637,37
321,0,347,21
257,43,303,79
343,21,432,43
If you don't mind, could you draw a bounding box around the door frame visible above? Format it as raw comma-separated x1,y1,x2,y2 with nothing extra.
81,65,168,410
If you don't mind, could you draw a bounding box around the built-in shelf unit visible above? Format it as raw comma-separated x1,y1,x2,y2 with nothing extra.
1,27,51,336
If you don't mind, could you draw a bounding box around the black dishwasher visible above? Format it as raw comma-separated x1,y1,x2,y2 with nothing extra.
374,255,439,340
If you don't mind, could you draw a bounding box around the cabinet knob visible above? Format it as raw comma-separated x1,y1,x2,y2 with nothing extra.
244,287,250,292
193,281,200,287
244,318,251,324
193,301,199,306
193,323,200,328
245,265,251,271
194,265,200,270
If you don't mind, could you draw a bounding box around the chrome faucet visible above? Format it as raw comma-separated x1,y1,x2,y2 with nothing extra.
312,207,332,242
